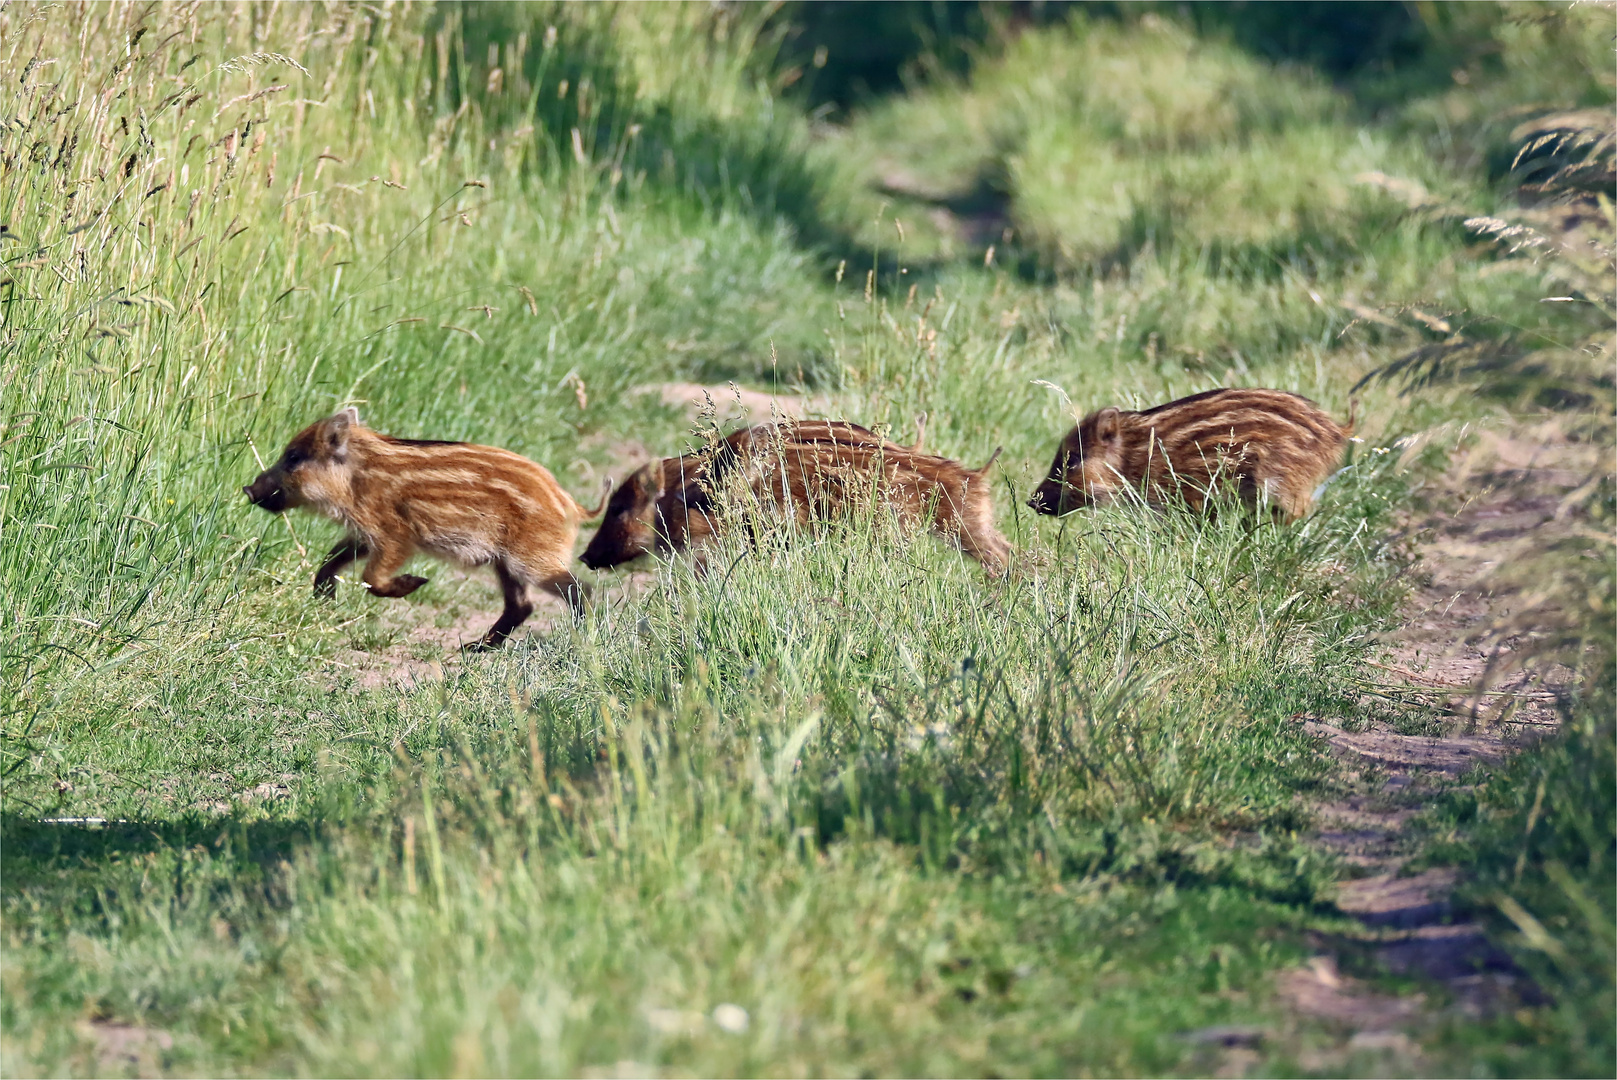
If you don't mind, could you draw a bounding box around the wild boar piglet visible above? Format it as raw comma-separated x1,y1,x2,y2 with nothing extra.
580,420,1011,575
1028,387,1353,520
244,408,600,648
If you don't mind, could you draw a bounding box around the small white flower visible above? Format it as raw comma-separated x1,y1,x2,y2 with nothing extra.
711,1003,749,1034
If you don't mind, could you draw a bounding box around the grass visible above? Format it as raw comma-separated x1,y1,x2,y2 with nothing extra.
1,3,1611,1077
1419,694,1616,1076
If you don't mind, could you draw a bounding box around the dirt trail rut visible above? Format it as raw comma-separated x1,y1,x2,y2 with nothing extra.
1266,422,1598,1069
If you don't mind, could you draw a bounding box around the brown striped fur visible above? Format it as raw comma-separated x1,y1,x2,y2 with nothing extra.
580,420,1010,575
1028,388,1353,520
244,408,600,648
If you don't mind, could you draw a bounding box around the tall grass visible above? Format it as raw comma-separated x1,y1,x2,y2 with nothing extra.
0,2,838,715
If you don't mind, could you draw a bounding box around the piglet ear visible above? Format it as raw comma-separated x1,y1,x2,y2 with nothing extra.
631,461,663,498
327,407,358,455
1093,407,1122,445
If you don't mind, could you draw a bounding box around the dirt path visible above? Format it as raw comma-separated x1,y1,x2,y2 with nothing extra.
1258,420,1600,1071
319,567,664,691
643,381,835,426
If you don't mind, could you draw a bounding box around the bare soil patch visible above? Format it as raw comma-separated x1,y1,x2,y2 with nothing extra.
572,432,658,490
1381,421,1596,726
321,565,660,691
876,165,1014,248
81,1020,174,1076
638,382,835,427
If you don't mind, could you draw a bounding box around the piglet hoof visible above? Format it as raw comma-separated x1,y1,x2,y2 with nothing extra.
369,574,430,598
312,576,338,600
462,636,506,654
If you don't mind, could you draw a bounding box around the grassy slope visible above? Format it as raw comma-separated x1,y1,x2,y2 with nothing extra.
1,3,1610,1077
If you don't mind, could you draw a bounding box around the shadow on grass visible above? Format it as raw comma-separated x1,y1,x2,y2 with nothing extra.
0,812,324,908
445,3,973,291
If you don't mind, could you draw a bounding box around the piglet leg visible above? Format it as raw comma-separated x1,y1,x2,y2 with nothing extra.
313,537,369,598
467,560,535,650
361,540,428,598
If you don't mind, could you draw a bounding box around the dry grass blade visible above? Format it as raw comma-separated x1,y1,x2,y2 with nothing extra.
214,51,310,77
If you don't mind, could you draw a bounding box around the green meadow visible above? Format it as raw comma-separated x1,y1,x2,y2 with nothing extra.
1,3,1611,1076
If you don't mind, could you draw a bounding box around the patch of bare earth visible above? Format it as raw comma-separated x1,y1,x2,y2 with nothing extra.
640,381,836,427
1260,421,1601,1071
875,165,1014,249
320,565,661,691
79,1020,174,1076
571,431,657,490
194,773,299,814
